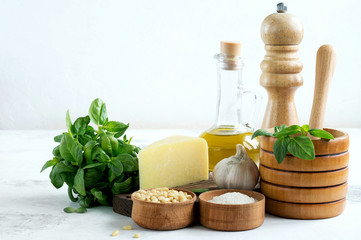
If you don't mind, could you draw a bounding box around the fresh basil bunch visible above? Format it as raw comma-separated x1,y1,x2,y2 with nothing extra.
252,124,334,164
41,98,141,211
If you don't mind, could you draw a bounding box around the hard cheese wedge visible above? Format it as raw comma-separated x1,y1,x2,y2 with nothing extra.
138,135,209,189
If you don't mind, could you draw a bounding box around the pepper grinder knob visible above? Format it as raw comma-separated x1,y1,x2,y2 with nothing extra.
277,2,287,13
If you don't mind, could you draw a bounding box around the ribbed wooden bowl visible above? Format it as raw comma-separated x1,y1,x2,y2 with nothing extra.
261,180,348,203
199,189,265,231
266,198,346,220
259,128,349,219
131,189,196,230
260,150,349,172
259,165,348,187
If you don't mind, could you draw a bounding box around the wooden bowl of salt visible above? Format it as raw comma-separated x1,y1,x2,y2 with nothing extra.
199,189,265,231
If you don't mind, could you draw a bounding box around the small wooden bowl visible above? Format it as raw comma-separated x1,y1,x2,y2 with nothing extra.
261,180,348,203
199,189,265,231
131,189,196,230
266,198,346,219
260,164,348,187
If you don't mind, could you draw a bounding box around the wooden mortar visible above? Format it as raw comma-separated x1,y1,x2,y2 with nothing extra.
259,128,349,219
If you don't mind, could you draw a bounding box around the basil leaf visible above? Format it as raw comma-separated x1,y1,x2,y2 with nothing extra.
62,172,76,187
49,162,75,188
91,188,108,205
75,207,87,213
192,188,210,194
81,134,93,144
66,186,77,202
273,136,290,164
110,136,119,155
134,146,141,154
89,98,108,126
309,129,334,140
52,145,61,158
74,169,86,196
103,121,129,135
86,125,95,136
92,147,111,162
287,136,315,160
84,140,96,163
78,195,92,208
273,125,301,138
111,177,132,194
132,175,139,191
66,110,75,136
251,129,273,139
84,168,103,189
108,158,124,177
130,151,137,158
68,186,78,202
54,134,63,143
50,170,64,188
274,126,279,133
101,135,118,156
74,116,90,136
60,133,83,164
109,170,124,184
41,157,59,172
52,162,75,173
93,181,109,190
301,124,310,132
83,162,104,169
109,170,115,183
100,104,108,125
116,153,138,172
64,207,76,213
274,124,287,133
279,124,287,131
91,188,107,200
115,141,136,156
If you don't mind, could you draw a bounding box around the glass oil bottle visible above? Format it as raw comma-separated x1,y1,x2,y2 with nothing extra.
200,41,262,171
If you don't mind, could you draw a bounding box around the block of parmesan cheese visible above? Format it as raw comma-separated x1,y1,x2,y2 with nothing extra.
138,135,209,189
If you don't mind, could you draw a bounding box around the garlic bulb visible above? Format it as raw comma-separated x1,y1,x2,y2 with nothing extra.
212,144,259,190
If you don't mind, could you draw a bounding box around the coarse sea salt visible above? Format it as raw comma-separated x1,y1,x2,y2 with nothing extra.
208,192,256,204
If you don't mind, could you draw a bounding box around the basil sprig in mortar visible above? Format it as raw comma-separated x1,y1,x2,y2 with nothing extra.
252,124,334,164
41,98,141,212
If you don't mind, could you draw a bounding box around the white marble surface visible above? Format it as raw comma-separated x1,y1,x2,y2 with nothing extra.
1,129,360,240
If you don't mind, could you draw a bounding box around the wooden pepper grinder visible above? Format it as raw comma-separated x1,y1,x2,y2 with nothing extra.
260,2,304,128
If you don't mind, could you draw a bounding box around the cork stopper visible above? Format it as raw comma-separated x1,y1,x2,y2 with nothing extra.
220,41,242,56
261,3,304,45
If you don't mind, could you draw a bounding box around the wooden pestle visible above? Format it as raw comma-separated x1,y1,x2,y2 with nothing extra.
309,45,338,130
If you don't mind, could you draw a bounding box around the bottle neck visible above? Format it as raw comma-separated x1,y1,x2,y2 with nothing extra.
213,54,249,134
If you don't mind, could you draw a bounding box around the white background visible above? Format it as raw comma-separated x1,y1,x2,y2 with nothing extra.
0,0,360,130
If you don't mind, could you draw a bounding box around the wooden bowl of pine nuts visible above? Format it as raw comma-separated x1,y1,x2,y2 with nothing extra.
131,188,197,230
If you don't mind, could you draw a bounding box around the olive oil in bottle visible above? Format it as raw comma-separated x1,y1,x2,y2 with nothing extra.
200,41,261,171
200,128,259,171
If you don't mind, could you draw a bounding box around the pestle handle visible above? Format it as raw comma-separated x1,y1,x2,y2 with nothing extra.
309,45,338,129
